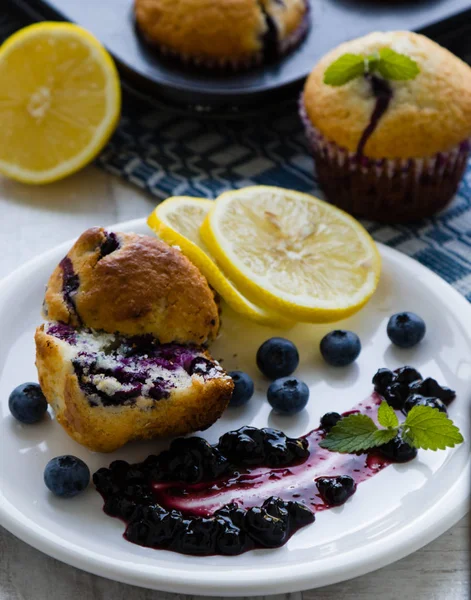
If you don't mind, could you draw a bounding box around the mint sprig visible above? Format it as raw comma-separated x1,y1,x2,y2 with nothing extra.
402,405,463,451
320,402,463,454
377,401,399,429
323,48,420,86
319,414,397,453
323,53,365,86
376,48,420,80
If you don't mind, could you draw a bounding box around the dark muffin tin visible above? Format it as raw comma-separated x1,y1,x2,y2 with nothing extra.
7,0,471,113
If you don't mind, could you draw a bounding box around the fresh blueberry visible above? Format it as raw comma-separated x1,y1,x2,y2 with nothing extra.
256,337,299,380
267,377,309,415
9,383,48,424
387,312,426,348
44,455,90,498
378,436,417,463
320,412,342,432
228,371,254,407
316,475,356,506
320,330,361,367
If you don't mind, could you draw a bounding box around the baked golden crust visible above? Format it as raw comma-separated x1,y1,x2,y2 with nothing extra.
303,31,471,159
134,0,306,63
43,228,220,345
35,326,233,453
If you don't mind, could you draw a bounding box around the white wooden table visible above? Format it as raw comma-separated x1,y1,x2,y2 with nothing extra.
0,167,469,600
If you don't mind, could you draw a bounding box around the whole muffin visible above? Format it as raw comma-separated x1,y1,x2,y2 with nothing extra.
301,31,471,222
43,227,220,345
134,0,309,69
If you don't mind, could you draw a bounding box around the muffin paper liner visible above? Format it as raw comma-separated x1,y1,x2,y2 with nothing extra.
299,98,470,223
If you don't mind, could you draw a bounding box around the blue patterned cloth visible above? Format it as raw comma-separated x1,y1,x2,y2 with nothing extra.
98,97,471,302
2,9,471,301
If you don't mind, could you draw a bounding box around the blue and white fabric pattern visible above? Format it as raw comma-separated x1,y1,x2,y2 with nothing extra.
100,98,471,303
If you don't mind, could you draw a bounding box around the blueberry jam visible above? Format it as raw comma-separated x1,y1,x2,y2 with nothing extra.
356,75,393,159
372,366,455,413
94,367,457,556
45,322,227,407
94,395,392,556
59,256,80,318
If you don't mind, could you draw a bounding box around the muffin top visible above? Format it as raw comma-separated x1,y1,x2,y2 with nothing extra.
303,31,471,159
43,227,220,345
134,0,307,63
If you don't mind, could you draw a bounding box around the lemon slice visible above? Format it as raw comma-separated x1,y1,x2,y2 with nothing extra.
0,22,121,184
201,186,381,323
147,196,294,328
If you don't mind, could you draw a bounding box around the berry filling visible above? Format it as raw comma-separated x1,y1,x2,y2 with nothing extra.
260,7,279,62
99,231,120,258
356,75,393,159
258,0,309,62
44,322,226,407
59,256,80,321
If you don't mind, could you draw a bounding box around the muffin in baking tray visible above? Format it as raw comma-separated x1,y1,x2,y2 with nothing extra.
43,227,219,345
301,31,471,223
134,0,309,69
35,323,233,452
36,228,233,452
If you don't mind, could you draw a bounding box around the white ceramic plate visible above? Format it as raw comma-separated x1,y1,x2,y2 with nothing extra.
1,218,470,596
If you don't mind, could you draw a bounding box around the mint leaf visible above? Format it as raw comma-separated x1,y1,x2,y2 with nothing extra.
377,401,399,429
324,53,366,86
376,48,420,81
320,414,397,453
403,405,464,450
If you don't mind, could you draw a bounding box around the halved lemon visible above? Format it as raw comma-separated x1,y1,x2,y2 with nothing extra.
147,196,294,328
0,22,121,184
200,186,381,322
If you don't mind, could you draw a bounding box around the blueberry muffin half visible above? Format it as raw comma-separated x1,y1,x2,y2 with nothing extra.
134,0,309,69
36,323,233,452
37,228,233,452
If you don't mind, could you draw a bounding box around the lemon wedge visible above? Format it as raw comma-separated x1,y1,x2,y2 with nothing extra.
147,196,294,328
0,22,121,184
200,186,381,322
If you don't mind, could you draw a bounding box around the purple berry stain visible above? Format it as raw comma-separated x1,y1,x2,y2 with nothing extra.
356,75,393,159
